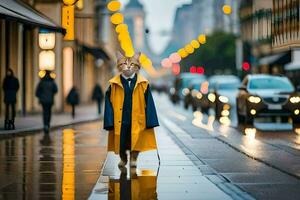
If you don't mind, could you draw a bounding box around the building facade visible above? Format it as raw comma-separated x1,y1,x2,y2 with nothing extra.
0,0,114,117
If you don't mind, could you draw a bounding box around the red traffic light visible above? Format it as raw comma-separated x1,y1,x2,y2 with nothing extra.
190,66,197,73
242,62,250,71
197,66,205,74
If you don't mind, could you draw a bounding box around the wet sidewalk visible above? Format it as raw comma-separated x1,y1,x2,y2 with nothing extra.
88,125,232,200
0,104,101,136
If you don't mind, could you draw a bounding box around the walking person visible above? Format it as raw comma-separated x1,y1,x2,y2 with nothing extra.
66,86,79,118
92,84,104,115
35,70,58,134
2,68,19,130
104,51,159,170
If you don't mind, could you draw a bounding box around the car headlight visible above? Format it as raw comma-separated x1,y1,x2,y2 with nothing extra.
218,95,229,103
197,93,203,100
169,87,175,95
290,96,300,104
208,93,216,102
191,89,198,97
182,88,190,96
248,96,261,104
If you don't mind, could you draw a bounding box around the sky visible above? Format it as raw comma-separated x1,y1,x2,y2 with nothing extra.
119,0,192,54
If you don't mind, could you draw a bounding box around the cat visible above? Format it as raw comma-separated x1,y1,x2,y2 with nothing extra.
116,51,141,78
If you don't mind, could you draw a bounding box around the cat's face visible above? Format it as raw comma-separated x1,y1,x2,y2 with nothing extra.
117,51,141,78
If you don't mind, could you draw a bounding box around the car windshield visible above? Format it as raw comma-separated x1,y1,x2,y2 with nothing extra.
249,77,294,91
218,82,240,90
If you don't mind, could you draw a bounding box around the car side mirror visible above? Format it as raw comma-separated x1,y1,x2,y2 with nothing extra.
238,86,247,91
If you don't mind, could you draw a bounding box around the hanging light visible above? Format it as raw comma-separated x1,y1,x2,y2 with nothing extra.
39,50,55,71
107,1,121,12
39,31,56,50
110,13,124,25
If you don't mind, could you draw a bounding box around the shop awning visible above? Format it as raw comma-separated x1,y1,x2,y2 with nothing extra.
258,51,292,66
0,0,65,34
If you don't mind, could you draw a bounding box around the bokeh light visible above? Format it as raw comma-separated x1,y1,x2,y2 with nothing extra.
191,40,200,49
110,13,124,25
107,1,121,12
161,58,172,68
169,53,181,63
223,5,232,15
198,34,206,44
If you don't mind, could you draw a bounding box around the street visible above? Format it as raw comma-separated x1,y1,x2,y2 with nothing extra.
1,93,300,199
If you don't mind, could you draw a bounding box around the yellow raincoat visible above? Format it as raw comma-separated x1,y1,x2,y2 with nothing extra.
106,74,158,154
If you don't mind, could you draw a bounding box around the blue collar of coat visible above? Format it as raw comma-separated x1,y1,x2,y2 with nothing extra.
109,73,148,89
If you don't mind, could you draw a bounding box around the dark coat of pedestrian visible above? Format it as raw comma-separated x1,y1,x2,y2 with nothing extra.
92,84,104,114
66,87,79,118
35,70,58,134
2,68,19,130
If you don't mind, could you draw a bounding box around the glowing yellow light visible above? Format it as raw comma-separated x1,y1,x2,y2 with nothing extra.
178,48,188,58
185,44,194,54
295,128,300,135
63,47,74,97
248,96,261,104
223,104,230,110
223,5,232,15
197,93,203,100
290,96,300,103
295,109,300,115
191,40,200,49
39,50,55,71
63,0,77,5
219,96,229,103
110,13,124,25
250,109,256,115
208,93,216,102
115,24,128,33
39,32,55,50
38,70,46,78
50,72,56,79
221,110,230,117
76,0,84,10
198,34,206,44
220,116,231,126
107,1,121,12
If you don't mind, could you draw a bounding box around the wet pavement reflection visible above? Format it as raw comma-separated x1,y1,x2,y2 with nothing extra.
0,122,107,200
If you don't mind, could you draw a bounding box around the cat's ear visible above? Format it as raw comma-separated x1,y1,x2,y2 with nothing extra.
116,51,125,61
133,52,141,61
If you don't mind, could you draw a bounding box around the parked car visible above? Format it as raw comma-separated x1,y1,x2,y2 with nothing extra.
184,78,207,111
199,75,239,114
214,79,241,119
236,74,300,125
169,73,205,104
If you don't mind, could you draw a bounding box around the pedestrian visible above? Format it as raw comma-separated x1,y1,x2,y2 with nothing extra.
92,84,104,115
35,70,58,134
103,51,159,170
66,86,79,118
2,68,19,130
